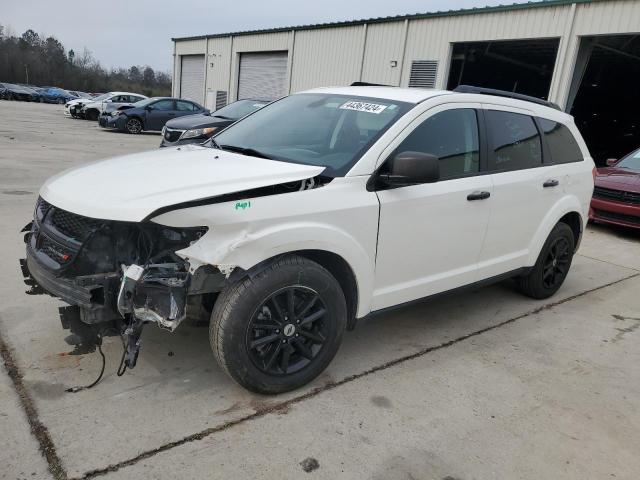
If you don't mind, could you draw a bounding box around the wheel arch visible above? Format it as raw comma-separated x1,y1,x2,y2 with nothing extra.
224,249,361,330
526,196,585,265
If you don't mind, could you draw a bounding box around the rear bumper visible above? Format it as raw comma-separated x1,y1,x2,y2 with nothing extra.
589,197,640,229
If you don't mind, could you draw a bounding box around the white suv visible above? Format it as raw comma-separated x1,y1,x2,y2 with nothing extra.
21,85,594,394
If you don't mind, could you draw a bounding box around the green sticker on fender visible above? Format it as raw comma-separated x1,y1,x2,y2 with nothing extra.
235,200,251,210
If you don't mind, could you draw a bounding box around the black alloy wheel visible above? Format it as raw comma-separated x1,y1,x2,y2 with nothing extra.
516,222,575,299
210,255,347,394
125,117,143,134
247,286,329,376
542,237,570,289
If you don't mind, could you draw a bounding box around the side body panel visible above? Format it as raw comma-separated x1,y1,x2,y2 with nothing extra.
154,177,380,317
371,102,493,310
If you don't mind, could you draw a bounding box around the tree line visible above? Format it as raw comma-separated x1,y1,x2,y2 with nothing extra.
0,26,171,96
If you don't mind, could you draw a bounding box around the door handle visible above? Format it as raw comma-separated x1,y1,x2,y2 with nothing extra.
467,191,491,201
543,179,559,188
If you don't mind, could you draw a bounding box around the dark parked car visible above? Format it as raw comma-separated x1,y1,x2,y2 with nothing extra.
160,99,269,147
590,147,640,229
41,88,79,104
0,83,39,101
99,97,208,134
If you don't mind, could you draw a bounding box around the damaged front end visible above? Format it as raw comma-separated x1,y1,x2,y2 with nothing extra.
20,197,223,368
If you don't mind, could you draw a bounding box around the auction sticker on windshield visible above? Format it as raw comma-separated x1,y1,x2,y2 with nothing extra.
340,101,388,114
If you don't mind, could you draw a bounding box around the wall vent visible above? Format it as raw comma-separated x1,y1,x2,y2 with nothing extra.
408,60,438,88
215,90,228,110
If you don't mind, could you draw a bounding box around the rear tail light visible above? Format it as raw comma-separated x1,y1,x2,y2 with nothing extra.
592,166,597,181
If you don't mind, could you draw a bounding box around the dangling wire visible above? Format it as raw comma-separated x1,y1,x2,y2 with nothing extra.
65,336,106,393
116,333,128,377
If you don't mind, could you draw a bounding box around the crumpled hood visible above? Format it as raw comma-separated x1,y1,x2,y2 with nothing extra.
40,145,325,222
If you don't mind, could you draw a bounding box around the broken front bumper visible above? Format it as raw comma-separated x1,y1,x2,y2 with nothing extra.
21,245,121,324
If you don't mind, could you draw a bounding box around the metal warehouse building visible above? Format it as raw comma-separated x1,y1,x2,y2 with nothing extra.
172,0,640,163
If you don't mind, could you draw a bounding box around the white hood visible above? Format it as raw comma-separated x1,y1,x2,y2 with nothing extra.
67,98,89,106
40,145,325,222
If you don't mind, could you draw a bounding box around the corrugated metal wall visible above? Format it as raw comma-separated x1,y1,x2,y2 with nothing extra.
290,26,365,91
174,0,640,107
361,21,407,86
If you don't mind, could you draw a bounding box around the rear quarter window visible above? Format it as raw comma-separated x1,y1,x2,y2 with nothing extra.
538,118,584,164
485,110,542,172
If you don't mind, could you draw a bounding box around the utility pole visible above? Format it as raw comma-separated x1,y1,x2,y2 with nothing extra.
24,64,29,84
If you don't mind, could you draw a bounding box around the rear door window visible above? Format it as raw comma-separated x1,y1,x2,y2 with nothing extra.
176,100,197,111
538,118,583,164
486,110,542,171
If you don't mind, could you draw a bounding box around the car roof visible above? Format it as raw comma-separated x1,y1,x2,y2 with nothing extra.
302,86,450,104
301,85,572,122
108,91,147,96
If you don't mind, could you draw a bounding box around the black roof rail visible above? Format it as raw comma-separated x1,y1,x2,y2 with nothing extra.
452,85,561,111
350,82,392,87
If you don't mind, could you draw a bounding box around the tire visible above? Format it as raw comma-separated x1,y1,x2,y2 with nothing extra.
125,117,143,134
57,98,64,104
516,222,575,299
210,255,347,394
85,109,99,121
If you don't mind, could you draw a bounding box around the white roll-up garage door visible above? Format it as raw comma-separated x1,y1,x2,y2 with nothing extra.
237,51,288,100
180,55,205,104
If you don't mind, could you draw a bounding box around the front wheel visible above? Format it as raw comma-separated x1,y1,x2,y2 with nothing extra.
516,222,575,299
210,255,347,394
85,109,99,121
125,117,143,134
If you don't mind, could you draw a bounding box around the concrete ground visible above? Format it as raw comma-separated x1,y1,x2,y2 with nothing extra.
0,101,639,480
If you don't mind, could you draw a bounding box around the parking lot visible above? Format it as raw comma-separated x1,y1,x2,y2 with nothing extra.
1,101,640,479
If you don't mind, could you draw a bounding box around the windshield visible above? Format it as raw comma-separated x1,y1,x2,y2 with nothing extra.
212,93,411,176
213,100,268,119
617,148,640,171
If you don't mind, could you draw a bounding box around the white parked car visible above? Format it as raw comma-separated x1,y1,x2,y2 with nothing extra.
64,94,110,117
21,85,594,394
78,91,147,120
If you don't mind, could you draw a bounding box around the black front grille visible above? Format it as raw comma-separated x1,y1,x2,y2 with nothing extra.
164,128,183,142
593,186,640,205
593,209,640,225
40,236,73,264
51,209,102,240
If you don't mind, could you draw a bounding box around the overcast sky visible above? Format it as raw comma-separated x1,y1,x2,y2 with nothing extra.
3,0,532,72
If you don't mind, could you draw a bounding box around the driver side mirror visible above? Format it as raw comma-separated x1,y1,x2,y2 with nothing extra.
145,105,154,111
377,151,440,189
606,158,617,166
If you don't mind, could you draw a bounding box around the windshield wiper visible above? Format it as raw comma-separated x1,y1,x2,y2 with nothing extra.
219,144,273,159
213,114,232,120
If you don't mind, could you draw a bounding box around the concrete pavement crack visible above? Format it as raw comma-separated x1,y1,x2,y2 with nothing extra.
72,272,640,479
0,333,68,480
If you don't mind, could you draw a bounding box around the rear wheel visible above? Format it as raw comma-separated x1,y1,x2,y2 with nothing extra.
125,117,143,134
210,255,347,394
516,222,575,299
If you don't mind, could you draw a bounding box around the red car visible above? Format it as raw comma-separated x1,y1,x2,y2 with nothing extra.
590,147,640,229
